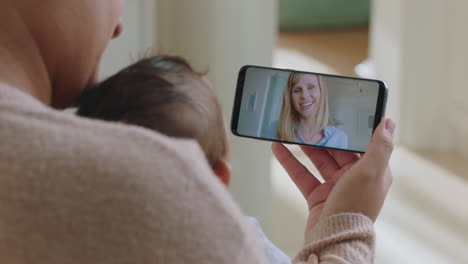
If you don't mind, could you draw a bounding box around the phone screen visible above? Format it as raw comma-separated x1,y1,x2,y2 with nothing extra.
231,66,387,153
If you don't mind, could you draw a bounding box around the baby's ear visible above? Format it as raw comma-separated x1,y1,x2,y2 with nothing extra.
213,159,231,187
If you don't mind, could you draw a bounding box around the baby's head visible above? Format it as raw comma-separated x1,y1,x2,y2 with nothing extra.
78,56,231,186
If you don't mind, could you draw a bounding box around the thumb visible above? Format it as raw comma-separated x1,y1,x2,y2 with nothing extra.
364,118,396,170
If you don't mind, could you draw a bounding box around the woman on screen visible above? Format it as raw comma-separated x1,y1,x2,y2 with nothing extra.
266,72,348,149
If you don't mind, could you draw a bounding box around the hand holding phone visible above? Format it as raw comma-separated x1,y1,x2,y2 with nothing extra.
231,66,388,153
272,118,395,249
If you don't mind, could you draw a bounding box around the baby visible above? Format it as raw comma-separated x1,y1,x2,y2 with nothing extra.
77,56,291,264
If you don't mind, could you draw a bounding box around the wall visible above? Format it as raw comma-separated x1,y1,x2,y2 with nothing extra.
237,68,289,137
237,68,274,137
261,73,289,136
100,1,157,79
368,0,403,140
326,77,379,151
370,0,465,152
446,1,468,156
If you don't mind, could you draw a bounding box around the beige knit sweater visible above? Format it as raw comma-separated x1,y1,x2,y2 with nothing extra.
0,85,375,263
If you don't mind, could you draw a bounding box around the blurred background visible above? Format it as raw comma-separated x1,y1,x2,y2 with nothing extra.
100,1,468,263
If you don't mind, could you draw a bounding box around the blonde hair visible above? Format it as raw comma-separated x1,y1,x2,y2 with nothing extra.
277,73,330,141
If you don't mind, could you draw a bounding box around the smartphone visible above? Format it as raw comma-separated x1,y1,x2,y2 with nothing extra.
231,65,388,153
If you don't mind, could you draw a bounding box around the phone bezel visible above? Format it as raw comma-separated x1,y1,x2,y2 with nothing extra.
230,65,388,154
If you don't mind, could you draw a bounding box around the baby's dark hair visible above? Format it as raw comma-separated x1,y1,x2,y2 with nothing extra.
77,55,229,167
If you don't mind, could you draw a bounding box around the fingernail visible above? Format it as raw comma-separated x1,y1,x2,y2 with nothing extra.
385,119,395,135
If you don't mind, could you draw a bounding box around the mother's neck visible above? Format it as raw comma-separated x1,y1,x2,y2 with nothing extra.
0,7,52,105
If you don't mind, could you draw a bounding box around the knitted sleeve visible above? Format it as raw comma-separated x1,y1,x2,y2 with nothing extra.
294,213,375,264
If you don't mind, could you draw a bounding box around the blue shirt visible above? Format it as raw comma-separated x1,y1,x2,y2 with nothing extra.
245,216,291,264
264,121,348,149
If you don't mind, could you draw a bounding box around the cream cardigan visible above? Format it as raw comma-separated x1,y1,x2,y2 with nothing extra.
0,85,374,263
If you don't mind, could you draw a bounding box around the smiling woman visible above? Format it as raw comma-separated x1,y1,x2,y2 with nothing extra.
266,72,348,149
